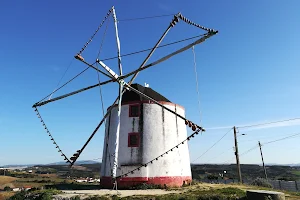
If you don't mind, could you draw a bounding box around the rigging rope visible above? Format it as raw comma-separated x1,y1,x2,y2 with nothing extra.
101,34,207,62
192,46,202,126
118,13,175,22
77,8,112,55
177,13,216,32
36,66,90,104
48,58,74,100
116,129,202,179
119,32,216,80
97,16,110,59
34,34,209,107
33,107,71,164
34,11,219,167
93,15,112,177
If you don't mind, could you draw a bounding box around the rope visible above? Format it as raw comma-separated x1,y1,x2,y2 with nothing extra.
118,13,175,22
192,46,202,125
77,8,112,55
119,32,216,80
95,63,106,121
177,13,217,32
34,80,112,107
67,13,216,166
36,66,90,104
101,34,207,62
35,34,208,106
48,58,74,100
97,16,110,59
116,129,202,179
33,107,71,164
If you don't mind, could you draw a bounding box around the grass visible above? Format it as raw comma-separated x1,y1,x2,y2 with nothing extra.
0,176,17,186
0,192,15,200
4,182,300,200
291,170,300,176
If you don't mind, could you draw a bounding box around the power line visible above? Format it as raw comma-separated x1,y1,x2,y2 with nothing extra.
221,132,300,164
223,144,259,164
206,146,234,163
118,14,175,22
192,128,233,163
239,145,259,157
237,118,300,129
263,132,300,145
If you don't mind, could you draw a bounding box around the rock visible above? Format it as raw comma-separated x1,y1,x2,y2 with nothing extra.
247,190,285,200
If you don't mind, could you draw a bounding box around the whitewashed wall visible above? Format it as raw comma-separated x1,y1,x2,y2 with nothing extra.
101,102,191,179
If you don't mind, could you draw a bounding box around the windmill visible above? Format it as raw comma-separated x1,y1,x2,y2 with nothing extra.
32,6,218,188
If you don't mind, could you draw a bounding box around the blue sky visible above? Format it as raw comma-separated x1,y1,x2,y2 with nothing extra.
0,0,300,166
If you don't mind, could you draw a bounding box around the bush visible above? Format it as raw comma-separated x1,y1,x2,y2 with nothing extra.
4,186,13,191
251,178,273,188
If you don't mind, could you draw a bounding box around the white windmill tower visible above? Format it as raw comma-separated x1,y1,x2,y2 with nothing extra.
32,5,218,189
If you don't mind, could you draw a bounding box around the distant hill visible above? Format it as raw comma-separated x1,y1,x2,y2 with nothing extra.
0,160,100,168
45,160,100,166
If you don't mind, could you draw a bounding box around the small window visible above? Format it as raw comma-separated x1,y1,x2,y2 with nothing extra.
128,133,140,147
129,104,140,117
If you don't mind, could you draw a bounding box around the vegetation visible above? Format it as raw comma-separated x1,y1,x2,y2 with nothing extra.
250,178,273,188
7,189,61,200
191,164,300,181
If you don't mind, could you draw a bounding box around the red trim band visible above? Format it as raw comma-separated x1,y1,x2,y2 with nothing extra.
100,176,192,189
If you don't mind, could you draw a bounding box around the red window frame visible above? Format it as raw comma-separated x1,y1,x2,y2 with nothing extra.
129,104,140,117
128,132,140,147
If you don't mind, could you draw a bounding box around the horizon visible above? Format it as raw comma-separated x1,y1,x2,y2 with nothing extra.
0,0,299,166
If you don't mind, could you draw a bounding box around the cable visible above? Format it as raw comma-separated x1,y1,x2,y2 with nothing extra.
192,128,233,163
101,34,207,62
36,34,206,104
116,129,202,179
48,58,74,100
37,66,90,104
239,144,259,157
192,45,202,125
222,132,300,164
222,144,259,164
237,118,300,129
118,14,175,22
263,132,300,145
206,146,234,163
97,16,110,59
205,126,234,130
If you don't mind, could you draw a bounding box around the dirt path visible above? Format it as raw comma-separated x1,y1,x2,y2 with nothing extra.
54,189,180,199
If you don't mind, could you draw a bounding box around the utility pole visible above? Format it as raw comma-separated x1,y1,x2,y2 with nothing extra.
234,126,242,183
258,141,268,180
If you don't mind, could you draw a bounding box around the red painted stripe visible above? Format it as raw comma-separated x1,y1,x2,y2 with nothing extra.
100,176,192,189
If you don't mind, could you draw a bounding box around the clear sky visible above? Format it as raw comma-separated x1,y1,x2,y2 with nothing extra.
0,0,300,166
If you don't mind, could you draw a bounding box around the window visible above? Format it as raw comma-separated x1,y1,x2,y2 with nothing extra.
128,132,140,147
129,104,140,117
